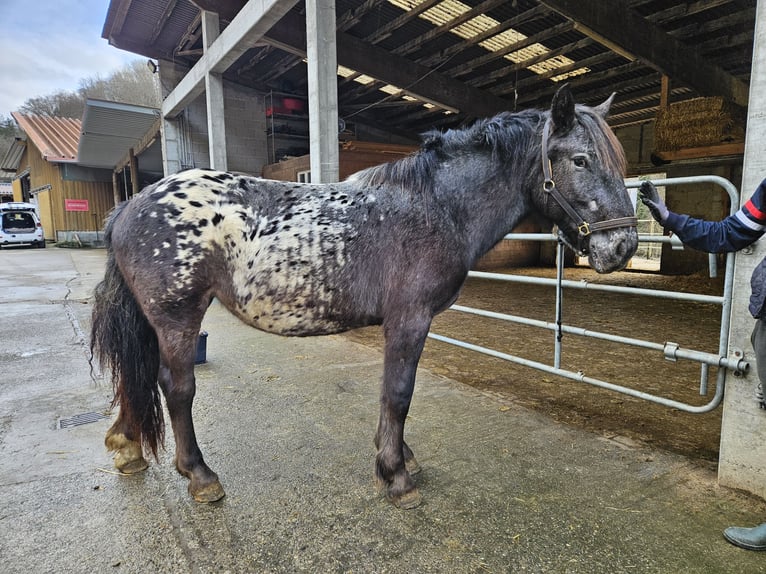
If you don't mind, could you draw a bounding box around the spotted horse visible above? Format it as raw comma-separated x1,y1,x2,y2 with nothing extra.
91,85,638,507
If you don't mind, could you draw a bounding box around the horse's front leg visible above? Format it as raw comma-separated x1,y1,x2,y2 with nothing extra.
158,348,225,503
375,314,431,509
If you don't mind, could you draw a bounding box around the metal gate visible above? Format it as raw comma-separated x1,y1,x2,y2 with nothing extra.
427,176,750,413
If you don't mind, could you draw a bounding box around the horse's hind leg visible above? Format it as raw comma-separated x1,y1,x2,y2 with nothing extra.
157,331,225,503
104,415,149,474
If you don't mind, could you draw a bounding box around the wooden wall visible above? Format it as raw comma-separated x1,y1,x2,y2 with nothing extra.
15,142,115,240
261,142,417,181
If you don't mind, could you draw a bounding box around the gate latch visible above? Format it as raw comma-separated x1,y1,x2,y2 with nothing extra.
663,341,679,362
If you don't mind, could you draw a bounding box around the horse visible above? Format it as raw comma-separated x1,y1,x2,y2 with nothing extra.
90,85,638,508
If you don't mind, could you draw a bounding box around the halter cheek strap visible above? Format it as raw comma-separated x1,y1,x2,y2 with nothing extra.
541,118,637,249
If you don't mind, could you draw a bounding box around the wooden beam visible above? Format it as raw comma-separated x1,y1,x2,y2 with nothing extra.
538,0,749,107
129,149,140,197
660,75,670,110
149,0,178,45
448,21,575,79
417,5,547,69
337,0,386,32
109,0,134,38
654,143,745,161
392,0,508,58
363,0,442,44
264,10,511,118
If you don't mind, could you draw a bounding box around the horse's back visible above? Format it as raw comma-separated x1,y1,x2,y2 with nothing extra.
109,169,387,336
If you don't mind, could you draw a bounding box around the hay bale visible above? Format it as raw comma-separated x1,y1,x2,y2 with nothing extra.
654,97,745,151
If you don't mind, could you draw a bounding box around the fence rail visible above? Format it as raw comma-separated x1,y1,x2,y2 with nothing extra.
427,176,749,413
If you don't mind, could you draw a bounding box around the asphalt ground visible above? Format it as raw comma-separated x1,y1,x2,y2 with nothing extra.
2,247,766,573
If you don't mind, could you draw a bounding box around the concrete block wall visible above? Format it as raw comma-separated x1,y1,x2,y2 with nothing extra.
186,94,212,170
614,122,656,171
158,59,267,175
224,84,268,175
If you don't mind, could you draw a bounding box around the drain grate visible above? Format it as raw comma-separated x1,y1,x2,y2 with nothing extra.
58,411,109,429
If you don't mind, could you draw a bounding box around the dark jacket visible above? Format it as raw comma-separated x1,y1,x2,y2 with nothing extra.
661,178,766,318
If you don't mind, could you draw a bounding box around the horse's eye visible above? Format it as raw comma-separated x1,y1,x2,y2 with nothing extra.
573,156,588,169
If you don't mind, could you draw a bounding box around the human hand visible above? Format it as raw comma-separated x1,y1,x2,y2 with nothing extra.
638,181,669,224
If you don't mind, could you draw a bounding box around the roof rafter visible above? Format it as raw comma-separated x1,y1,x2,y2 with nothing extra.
537,0,749,107
263,9,511,118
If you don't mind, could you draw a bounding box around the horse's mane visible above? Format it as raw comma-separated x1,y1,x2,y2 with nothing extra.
349,110,541,196
349,103,625,194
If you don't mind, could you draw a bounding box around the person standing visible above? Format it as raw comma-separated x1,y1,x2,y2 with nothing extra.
639,179,766,551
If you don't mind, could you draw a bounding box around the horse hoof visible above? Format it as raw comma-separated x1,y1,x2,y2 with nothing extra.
190,481,226,503
405,457,422,475
116,457,149,474
106,432,148,474
390,488,422,510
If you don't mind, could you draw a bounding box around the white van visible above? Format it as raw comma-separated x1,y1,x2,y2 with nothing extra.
0,202,45,248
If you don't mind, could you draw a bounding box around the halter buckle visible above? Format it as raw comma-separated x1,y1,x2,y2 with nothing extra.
577,222,591,236
543,179,555,192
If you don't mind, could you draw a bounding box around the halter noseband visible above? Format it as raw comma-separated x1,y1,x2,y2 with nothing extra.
541,118,637,253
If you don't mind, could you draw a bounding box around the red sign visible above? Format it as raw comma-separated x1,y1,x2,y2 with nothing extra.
65,199,89,212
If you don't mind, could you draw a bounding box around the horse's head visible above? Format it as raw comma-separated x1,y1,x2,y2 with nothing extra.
532,85,638,273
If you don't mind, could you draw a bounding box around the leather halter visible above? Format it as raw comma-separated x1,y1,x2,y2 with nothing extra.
541,118,637,252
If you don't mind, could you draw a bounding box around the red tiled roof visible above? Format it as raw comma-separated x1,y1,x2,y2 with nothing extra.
11,113,81,163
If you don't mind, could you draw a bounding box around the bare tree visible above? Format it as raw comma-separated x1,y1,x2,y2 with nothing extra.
19,91,88,118
0,115,20,167
78,60,160,108
18,60,159,118
2,60,160,171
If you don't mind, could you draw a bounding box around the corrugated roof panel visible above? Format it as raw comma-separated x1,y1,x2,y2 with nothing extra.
77,99,161,169
0,139,26,172
11,113,81,162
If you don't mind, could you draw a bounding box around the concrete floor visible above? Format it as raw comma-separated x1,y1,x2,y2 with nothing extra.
2,247,766,573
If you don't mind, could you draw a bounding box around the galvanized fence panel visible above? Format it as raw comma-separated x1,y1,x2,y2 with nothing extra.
427,176,750,413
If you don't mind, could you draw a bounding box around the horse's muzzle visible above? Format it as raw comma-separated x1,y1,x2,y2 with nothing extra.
587,227,638,274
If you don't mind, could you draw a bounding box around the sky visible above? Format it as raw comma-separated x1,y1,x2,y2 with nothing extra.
0,0,138,119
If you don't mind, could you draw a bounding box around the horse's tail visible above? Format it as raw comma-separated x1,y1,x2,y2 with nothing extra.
90,203,164,458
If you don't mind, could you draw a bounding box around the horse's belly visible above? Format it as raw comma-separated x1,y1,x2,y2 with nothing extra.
225,241,376,336
232,290,363,337
245,308,347,336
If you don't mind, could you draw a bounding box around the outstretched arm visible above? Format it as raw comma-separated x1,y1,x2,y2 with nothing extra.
638,180,766,254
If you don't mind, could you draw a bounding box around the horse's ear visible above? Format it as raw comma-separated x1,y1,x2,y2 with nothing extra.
551,83,575,133
593,92,616,118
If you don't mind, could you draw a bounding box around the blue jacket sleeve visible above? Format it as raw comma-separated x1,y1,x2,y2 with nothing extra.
662,179,766,253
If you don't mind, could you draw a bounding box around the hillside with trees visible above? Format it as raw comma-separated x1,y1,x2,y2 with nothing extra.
0,60,159,167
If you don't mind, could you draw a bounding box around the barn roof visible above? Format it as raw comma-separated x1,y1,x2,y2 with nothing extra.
10,113,81,163
1,102,163,177
101,0,755,136
77,99,162,171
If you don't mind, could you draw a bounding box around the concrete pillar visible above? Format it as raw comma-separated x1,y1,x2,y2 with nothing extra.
306,0,339,183
202,11,227,171
158,60,184,176
718,0,766,499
